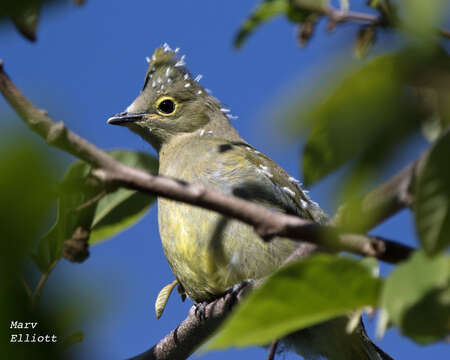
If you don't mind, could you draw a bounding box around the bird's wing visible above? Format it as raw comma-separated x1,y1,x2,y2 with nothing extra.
195,139,328,224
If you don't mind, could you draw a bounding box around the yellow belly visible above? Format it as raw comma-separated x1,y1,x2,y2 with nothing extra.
158,198,297,302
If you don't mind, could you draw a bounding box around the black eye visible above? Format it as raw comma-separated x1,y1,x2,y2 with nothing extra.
158,99,176,114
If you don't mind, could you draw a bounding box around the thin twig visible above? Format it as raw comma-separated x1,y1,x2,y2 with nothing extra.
31,258,59,308
292,3,450,38
330,150,427,232
267,340,279,360
329,9,379,25
75,189,107,211
21,277,33,298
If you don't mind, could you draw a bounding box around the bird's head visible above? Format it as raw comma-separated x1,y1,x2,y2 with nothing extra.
108,44,240,151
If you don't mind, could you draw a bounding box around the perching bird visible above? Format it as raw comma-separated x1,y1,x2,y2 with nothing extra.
107,44,392,360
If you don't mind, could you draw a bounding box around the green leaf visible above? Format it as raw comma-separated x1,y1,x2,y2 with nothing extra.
380,251,450,344
234,0,289,48
32,162,90,272
367,0,387,8
299,52,425,187
88,150,158,245
301,48,450,232
89,191,155,245
206,255,381,350
418,88,448,142
366,0,396,23
0,1,62,42
414,130,450,254
32,150,158,272
400,0,448,38
234,0,330,48
11,1,40,41
359,256,380,277
291,0,328,11
155,280,179,319
287,0,327,23
0,0,43,18
0,139,76,359
0,139,56,263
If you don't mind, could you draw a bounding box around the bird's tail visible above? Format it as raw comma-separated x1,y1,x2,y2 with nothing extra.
360,328,394,360
283,317,393,360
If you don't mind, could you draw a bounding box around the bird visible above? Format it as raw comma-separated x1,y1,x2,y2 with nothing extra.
107,44,393,360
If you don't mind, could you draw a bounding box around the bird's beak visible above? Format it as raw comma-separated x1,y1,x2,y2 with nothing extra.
107,112,147,125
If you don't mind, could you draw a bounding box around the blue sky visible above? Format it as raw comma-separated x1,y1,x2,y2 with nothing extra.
1,1,448,359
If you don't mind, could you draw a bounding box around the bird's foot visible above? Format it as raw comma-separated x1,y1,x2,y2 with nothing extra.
224,280,253,310
194,301,209,321
194,280,253,320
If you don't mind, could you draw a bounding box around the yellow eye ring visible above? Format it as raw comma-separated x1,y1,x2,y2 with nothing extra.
155,96,178,116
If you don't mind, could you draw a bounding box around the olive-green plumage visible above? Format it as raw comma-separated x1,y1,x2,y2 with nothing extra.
108,45,392,360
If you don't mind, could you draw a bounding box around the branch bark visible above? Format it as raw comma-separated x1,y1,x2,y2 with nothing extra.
331,149,427,233
129,253,293,360
128,285,250,360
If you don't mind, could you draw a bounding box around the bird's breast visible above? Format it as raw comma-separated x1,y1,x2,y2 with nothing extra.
158,198,245,301
156,138,298,301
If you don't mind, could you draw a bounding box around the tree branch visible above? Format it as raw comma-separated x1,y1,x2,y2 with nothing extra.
331,149,428,232
31,258,59,308
266,340,279,360
0,60,414,264
328,9,380,25
130,255,287,360
128,285,250,360
128,234,395,360
291,3,450,38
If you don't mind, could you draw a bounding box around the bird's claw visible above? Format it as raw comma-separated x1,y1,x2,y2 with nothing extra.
194,280,253,319
194,301,209,320
224,280,253,310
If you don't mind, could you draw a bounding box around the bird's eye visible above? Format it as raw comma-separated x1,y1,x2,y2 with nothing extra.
156,96,177,116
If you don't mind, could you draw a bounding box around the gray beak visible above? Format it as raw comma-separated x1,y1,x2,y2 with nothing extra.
107,112,146,125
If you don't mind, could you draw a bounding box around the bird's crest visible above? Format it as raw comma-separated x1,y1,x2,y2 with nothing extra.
142,43,194,92
141,43,238,121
